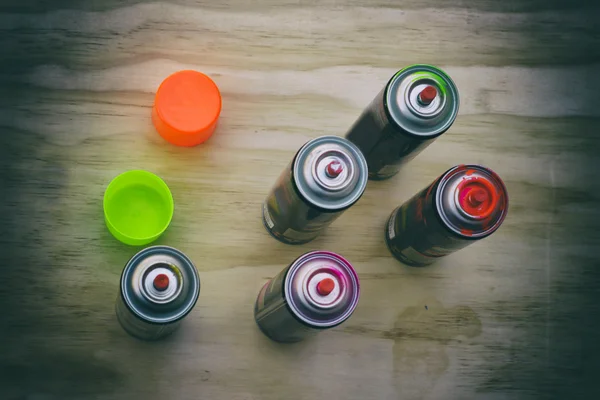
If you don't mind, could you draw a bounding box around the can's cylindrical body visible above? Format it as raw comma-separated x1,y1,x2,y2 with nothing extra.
345,65,459,180
262,135,368,245
254,251,360,343
115,246,200,340
385,165,508,266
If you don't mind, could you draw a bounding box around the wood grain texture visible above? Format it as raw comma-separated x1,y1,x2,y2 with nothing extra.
0,1,599,399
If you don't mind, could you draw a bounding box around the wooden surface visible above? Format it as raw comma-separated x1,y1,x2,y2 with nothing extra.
1,1,599,399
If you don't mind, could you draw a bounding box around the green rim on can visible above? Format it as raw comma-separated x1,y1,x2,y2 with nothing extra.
385,64,459,138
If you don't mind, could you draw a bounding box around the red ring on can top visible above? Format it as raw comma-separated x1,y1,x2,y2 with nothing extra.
456,176,499,219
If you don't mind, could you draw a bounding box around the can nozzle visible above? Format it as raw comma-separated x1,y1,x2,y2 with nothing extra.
457,177,498,219
468,189,488,206
316,278,335,296
153,274,170,291
325,161,343,178
418,85,437,106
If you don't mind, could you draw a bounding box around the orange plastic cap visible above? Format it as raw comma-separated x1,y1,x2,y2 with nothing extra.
152,70,222,147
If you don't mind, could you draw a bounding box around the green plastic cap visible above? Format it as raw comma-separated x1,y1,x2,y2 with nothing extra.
103,170,174,246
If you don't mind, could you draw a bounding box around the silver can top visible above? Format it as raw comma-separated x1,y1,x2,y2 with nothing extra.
436,165,509,238
386,64,459,137
121,246,200,324
293,136,368,210
285,251,360,328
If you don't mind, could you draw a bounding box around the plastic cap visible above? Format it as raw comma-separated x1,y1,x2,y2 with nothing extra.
418,85,437,105
457,176,498,219
153,274,170,291
326,161,343,178
152,70,222,147
316,278,335,296
103,170,174,246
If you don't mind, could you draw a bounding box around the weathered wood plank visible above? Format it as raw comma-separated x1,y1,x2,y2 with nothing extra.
1,4,599,69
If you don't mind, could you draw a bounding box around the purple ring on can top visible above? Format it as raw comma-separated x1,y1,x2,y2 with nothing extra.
285,250,360,328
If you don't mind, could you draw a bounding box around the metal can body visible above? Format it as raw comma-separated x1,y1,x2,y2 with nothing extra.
254,251,360,343
262,135,368,244
385,165,508,266
116,246,200,340
345,65,459,180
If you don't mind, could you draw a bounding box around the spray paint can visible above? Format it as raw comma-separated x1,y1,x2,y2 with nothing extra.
262,136,368,245
254,251,360,343
385,165,508,266
115,246,200,340
345,64,459,180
